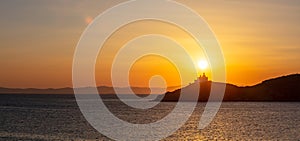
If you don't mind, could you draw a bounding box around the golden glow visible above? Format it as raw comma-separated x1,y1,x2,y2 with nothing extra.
95,20,206,87
129,55,181,90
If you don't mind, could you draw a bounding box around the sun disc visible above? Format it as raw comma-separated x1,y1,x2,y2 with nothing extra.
198,60,208,70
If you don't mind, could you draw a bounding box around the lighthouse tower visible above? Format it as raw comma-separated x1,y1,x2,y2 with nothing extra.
199,73,208,83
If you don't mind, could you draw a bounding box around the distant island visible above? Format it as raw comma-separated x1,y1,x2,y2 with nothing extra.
161,73,300,102
0,86,179,95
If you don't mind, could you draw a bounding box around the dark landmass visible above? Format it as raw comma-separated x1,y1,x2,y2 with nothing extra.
162,74,300,102
0,86,180,95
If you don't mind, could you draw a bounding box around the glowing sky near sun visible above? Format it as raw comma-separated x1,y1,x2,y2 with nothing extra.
0,0,299,88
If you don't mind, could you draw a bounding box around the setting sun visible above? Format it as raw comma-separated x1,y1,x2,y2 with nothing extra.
198,60,208,70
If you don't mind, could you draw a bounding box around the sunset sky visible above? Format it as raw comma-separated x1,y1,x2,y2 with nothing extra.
0,0,299,88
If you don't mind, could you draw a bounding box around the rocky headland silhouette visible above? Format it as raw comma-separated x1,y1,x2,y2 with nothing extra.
161,73,300,102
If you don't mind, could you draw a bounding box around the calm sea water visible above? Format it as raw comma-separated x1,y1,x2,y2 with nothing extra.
0,94,300,140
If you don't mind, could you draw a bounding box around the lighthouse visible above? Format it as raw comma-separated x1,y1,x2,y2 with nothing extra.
199,72,208,83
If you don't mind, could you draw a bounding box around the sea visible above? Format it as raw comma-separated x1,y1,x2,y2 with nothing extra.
0,94,300,140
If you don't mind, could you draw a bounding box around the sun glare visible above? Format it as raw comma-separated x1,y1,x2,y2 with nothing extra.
85,16,93,25
198,60,208,70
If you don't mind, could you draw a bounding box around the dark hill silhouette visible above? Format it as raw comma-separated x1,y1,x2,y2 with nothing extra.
161,74,300,102
0,86,179,95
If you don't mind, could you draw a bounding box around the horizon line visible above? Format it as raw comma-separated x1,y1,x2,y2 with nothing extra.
1,73,299,90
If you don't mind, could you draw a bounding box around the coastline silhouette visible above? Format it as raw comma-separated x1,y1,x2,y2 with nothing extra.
0,74,300,101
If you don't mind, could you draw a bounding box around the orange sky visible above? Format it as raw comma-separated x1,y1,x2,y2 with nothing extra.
0,0,299,88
